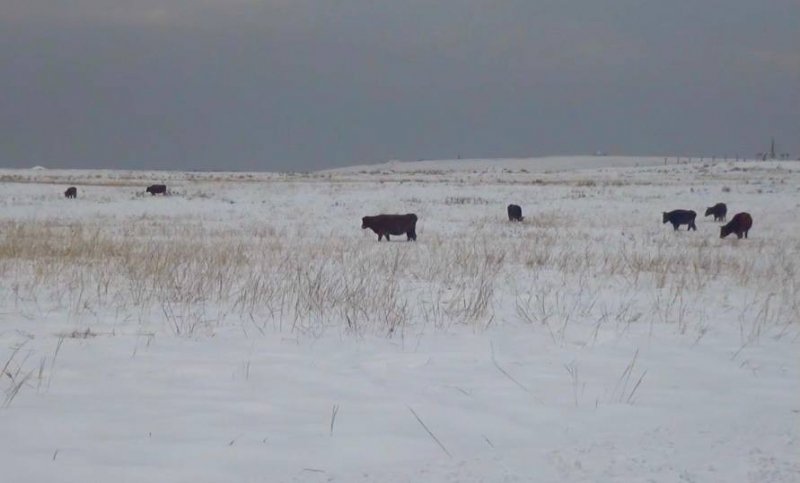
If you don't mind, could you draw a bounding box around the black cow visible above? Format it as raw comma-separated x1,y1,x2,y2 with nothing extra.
507,204,523,222
720,212,753,239
361,214,418,241
704,203,727,221
146,184,167,196
64,187,77,199
662,210,697,231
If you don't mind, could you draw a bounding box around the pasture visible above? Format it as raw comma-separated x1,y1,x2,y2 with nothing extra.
1,157,798,482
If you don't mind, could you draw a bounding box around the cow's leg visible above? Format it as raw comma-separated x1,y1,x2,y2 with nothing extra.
672,223,679,231
737,232,743,239
690,221,697,231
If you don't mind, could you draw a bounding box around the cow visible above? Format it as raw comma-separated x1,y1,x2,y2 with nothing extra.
662,210,697,231
361,214,418,241
146,184,167,196
64,186,77,199
720,212,753,239
507,204,523,222
704,203,727,221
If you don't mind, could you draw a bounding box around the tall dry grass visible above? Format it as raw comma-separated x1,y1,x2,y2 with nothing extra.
0,215,797,340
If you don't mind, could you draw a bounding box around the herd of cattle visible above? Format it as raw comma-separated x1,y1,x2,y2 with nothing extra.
61,185,753,241
662,203,753,239
359,202,753,241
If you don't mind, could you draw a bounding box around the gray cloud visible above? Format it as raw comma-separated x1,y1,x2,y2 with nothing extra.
1,1,798,171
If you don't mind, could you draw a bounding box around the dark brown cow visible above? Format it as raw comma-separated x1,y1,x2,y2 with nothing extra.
663,210,697,231
705,203,727,221
146,184,167,196
507,204,523,222
361,214,418,241
64,186,77,198
720,212,752,239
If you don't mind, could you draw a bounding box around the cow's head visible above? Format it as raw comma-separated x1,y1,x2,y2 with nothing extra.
720,225,731,239
705,207,714,217
662,212,668,224
361,217,369,229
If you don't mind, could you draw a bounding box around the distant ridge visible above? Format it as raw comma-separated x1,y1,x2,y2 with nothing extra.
321,155,669,174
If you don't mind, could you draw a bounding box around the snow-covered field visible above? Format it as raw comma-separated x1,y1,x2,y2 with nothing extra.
1,156,798,482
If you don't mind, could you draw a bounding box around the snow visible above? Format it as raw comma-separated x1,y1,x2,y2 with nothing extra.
0,156,798,482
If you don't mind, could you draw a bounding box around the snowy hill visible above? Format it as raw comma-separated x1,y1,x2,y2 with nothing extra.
325,155,677,174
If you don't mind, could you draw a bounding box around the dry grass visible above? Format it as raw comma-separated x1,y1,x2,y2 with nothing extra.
0,210,797,342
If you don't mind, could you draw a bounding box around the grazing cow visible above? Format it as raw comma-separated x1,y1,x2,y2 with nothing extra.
146,184,167,196
720,212,753,239
705,203,727,221
64,186,77,199
507,204,524,222
361,214,418,241
662,210,697,231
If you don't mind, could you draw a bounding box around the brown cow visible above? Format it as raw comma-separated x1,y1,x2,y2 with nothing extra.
720,212,753,239
361,214,418,241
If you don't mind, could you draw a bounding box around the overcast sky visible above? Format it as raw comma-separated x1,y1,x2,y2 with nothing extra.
1,1,798,171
